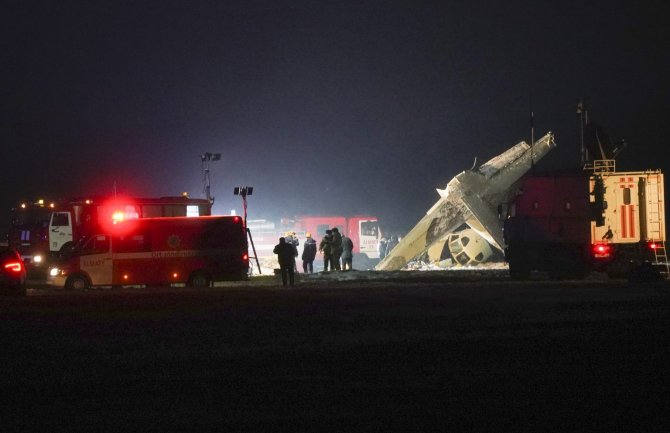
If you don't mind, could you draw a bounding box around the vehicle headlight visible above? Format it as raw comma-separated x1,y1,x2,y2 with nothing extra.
33,255,43,264
49,267,61,277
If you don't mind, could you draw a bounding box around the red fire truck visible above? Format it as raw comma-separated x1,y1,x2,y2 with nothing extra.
49,216,248,289
8,199,57,272
249,215,383,267
9,196,212,273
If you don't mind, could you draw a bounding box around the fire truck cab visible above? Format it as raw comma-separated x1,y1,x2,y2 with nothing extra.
8,200,57,273
290,215,382,259
248,215,383,268
49,216,248,289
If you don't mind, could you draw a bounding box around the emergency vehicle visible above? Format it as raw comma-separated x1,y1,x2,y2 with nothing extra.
8,199,57,271
48,196,212,254
248,215,382,265
8,195,211,273
504,161,667,280
49,216,248,289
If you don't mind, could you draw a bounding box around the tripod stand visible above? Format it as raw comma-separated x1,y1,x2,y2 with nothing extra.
247,227,262,275
234,186,262,275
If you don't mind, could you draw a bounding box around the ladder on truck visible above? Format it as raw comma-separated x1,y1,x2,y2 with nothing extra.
646,173,669,279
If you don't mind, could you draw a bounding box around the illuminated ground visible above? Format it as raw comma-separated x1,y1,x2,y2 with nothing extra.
2,271,669,431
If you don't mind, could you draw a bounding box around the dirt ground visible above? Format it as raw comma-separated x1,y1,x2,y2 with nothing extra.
2,271,669,432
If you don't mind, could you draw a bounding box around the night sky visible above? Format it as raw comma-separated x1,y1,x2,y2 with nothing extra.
3,1,669,235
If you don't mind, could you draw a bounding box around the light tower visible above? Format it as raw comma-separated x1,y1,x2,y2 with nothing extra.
201,152,221,204
234,186,261,274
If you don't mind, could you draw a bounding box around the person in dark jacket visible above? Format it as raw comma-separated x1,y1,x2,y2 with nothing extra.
385,235,399,257
341,234,354,271
301,232,317,273
330,227,343,271
319,230,333,271
273,237,295,286
285,231,300,273
378,237,388,260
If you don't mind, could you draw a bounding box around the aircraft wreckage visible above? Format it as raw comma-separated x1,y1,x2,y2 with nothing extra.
376,132,557,271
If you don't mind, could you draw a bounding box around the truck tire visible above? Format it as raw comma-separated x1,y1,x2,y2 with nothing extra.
188,271,211,288
59,242,74,259
65,274,90,291
627,262,662,283
509,263,531,280
507,243,530,280
548,248,588,280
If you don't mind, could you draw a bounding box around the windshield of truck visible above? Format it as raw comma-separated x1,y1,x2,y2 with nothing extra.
360,221,379,237
51,213,70,227
11,209,51,227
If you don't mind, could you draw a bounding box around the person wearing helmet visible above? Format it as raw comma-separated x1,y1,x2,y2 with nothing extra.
284,231,300,273
301,232,317,273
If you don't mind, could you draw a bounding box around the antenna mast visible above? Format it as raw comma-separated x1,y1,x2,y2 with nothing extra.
529,92,535,170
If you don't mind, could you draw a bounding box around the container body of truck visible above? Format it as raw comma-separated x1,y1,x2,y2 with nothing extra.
504,165,667,280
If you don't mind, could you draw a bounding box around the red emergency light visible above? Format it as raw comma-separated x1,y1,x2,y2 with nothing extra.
592,242,612,258
4,261,23,272
112,211,125,224
647,241,659,250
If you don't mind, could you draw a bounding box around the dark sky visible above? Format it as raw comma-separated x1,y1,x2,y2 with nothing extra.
3,0,669,234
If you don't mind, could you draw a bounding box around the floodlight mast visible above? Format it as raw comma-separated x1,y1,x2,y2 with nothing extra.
234,186,260,274
201,152,221,204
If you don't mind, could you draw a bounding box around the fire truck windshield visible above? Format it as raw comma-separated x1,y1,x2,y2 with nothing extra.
11,208,51,227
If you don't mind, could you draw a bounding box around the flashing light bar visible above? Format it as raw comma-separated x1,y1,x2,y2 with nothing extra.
112,211,125,223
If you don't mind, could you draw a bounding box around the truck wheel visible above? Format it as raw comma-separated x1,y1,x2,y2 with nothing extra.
627,262,662,283
509,264,530,280
188,271,211,288
59,242,74,259
66,274,89,291
507,245,530,280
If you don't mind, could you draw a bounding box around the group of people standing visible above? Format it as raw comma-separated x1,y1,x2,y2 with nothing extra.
273,227,355,286
317,227,354,272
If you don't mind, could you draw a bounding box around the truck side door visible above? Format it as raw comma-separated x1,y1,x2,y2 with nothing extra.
50,212,73,253
78,235,113,286
358,219,381,259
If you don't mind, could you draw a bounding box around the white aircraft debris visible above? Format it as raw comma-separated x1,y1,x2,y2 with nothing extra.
376,132,557,271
